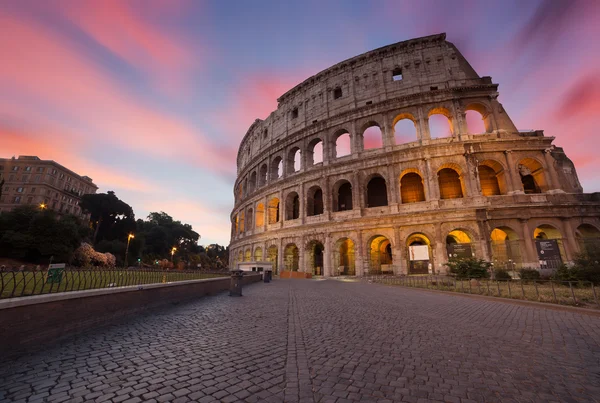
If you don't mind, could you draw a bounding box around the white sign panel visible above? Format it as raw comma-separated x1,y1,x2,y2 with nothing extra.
409,245,429,261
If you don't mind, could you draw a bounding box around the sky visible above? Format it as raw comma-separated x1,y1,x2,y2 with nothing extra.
1,0,599,245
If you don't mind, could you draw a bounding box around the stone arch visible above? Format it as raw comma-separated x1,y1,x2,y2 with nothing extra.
333,128,352,158
437,165,465,199
575,223,600,254
239,210,245,233
368,235,393,274
332,179,353,212
489,226,522,269
334,237,355,275
305,239,325,275
267,245,278,274
246,207,253,230
237,250,243,265
360,121,384,150
268,197,280,224
365,174,388,207
399,169,426,203
244,248,252,262
478,159,506,195
306,185,324,216
285,191,300,220
248,171,257,194
518,157,547,193
464,102,493,134
270,156,283,180
392,112,418,145
255,203,265,228
284,243,299,271
533,223,566,265
258,164,268,187
254,247,263,261
406,232,433,275
307,137,324,166
446,229,475,259
428,106,453,139
287,146,302,173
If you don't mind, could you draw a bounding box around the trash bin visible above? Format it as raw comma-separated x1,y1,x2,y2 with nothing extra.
263,269,271,283
229,270,244,297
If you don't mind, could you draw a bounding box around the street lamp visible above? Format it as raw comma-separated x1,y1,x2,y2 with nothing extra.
39,203,46,210
124,233,134,268
171,247,177,262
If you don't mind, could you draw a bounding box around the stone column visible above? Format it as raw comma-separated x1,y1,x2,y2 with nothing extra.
382,117,394,148
544,149,563,192
424,158,438,200
434,222,446,274
387,164,398,206
504,150,521,194
299,237,306,273
299,182,305,224
520,219,537,266
355,232,364,277
277,237,284,272
263,196,268,232
417,106,430,141
324,234,332,277
353,170,365,211
351,121,361,154
393,227,404,275
560,218,579,261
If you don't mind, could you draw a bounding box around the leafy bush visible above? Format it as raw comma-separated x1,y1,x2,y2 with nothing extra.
519,268,541,280
552,251,600,284
494,269,512,280
445,258,491,279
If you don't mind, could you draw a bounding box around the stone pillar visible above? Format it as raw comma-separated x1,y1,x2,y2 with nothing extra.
299,182,305,224
462,155,478,198
277,237,284,272
424,158,438,200
560,218,579,261
387,165,398,205
351,121,361,154
354,170,365,211
355,232,364,277
324,234,332,277
434,222,446,274
504,150,521,194
520,219,537,266
322,136,330,166
299,237,306,273
382,118,394,148
263,196,268,232
393,227,405,275
544,149,563,193
417,106,430,141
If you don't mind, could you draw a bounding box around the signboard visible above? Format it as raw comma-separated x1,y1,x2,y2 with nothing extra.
46,263,65,284
535,239,562,262
409,245,429,261
447,243,473,259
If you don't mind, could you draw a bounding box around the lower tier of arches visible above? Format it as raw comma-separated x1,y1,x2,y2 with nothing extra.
230,211,600,276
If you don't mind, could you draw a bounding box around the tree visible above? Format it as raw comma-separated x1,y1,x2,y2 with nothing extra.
445,257,491,279
80,191,135,245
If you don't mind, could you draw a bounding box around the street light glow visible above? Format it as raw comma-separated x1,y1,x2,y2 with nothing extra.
39,203,46,209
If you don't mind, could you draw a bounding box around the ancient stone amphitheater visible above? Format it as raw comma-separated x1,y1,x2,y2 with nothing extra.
229,33,600,276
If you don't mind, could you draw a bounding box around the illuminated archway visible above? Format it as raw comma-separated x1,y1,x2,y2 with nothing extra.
368,235,392,274
334,238,355,275
284,243,299,271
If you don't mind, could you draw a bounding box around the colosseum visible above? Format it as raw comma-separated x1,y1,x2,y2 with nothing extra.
229,33,600,277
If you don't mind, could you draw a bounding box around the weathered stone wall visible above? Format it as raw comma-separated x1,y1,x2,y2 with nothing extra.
230,33,600,275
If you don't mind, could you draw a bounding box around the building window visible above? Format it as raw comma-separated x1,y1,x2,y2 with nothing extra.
67,177,71,182
16,187,24,193
333,87,342,99
12,166,18,171
392,68,403,81
25,166,32,171
31,187,36,193
14,196,21,203
291,108,298,119
51,169,57,175
430,86,438,91
37,167,44,172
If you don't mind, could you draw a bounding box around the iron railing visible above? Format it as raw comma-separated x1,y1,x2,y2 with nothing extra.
0,266,229,299
364,275,600,308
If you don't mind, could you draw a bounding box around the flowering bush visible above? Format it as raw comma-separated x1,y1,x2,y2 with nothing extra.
73,243,115,268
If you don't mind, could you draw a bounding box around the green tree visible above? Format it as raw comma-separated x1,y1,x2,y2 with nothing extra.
445,257,491,279
80,191,135,244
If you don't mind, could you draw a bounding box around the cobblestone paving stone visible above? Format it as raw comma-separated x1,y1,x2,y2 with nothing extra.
1,278,599,403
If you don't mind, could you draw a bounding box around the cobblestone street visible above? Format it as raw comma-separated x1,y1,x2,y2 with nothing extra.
1,279,599,403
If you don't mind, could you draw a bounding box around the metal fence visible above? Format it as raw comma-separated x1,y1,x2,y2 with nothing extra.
0,266,229,299
364,275,600,308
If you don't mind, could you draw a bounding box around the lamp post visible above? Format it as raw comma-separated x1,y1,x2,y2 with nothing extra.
124,233,134,268
171,247,177,264
39,203,46,210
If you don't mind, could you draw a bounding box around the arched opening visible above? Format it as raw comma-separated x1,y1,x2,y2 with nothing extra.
255,203,265,228
335,131,351,158
236,183,243,201
307,138,323,166
244,249,251,262
362,123,383,150
465,110,486,134
534,224,566,267
400,172,425,203
519,158,546,194
306,186,324,216
366,176,388,207
258,164,268,187
334,238,355,276
576,224,600,254
333,180,353,212
248,171,257,194
446,230,474,259
406,233,432,275
393,114,417,145
285,192,300,220
490,227,522,269
438,168,463,199
306,240,325,276
428,108,453,139
270,156,283,180
268,198,280,224
246,208,253,230
233,214,239,234
267,245,278,274
284,243,299,271
254,247,263,261
478,160,506,196
237,251,243,266
368,235,393,274
287,147,301,173
239,211,245,233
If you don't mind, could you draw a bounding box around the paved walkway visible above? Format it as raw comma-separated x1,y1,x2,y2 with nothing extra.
1,279,600,403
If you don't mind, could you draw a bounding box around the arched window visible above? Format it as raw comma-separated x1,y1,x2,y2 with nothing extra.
286,192,300,220
466,110,486,134
362,123,383,150
438,168,463,199
258,164,268,187
478,165,501,196
428,108,453,138
394,116,417,145
270,156,283,180
333,180,353,212
239,211,245,233
268,198,280,224
307,138,323,166
400,172,425,203
248,171,257,194
254,247,263,261
284,244,299,271
366,176,388,207
518,158,546,194
246,208,253,230
335,131,351,158
307,186,324,216
287,147,301,173
255,203,265,228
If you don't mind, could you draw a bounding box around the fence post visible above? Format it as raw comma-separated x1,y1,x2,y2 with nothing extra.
569,282,577,305
520,280,525,299
507,280,511,298
486,280,490,296
534,280,539,300
496,280,501,297
468,279,472,294
592,283,599,308
551,281,557,303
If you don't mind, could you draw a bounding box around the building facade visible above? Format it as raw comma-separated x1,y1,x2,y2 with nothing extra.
0,156,98,218
229,33,600,276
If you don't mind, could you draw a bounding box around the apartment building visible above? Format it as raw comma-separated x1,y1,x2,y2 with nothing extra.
0,156,98,218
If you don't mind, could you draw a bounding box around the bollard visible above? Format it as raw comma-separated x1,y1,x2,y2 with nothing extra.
264,269,272,283
230,270,244,297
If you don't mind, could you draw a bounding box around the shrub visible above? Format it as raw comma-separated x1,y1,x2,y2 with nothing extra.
445,258,491,279
552,251,600,284
519,268,541,280
494,269,512,280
